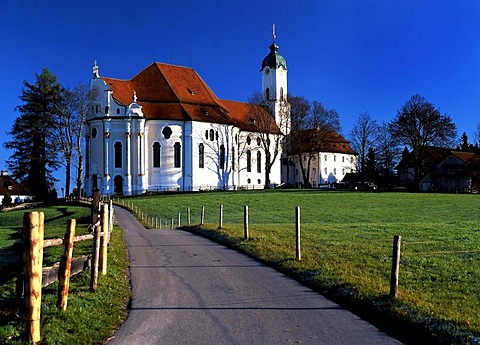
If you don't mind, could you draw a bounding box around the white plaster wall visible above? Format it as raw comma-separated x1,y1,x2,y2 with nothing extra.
146,121,183,191
190,121,236,190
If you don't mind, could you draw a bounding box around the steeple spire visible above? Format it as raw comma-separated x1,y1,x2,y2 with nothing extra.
93,60,100,78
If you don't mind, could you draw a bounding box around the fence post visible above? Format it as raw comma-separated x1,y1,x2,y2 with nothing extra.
244,205,249,240
187,207,191,225
92,189,100,223
171,218,174,229
109,200,114,234
390,235,402,298
57,218,76,311
178,212,181,227
296,206,301,261
100,204,109,275
219,204,223,229
201,205,205,225
23,211,44,345
90,223,101,291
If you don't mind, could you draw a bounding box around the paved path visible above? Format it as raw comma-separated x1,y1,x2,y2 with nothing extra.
109,207,401,345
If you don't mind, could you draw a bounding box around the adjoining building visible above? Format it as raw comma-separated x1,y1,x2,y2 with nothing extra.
286,129,358,188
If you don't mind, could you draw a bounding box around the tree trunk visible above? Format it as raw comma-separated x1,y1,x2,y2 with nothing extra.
65,154,71,198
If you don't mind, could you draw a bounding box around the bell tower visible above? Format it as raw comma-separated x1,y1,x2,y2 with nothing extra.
261,24,289,134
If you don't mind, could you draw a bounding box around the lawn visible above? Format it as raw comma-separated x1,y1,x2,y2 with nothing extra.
0,204,130,344
118,190,480,344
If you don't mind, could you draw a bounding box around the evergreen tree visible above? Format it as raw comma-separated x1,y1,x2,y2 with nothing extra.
4,69,63,201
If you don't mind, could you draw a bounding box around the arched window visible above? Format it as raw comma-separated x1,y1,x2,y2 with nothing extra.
220,144,225,170
209,129,214,141
265,87,270,100
116,108,120,115
257,151,262,173
215,131,219,141
104,105,109,114
153,142,161,168
246,150,251,172
280,87,284,101
246,136,251,145
114,142,122,168
174,142,181,168
199,143,204,169
205,130,209,139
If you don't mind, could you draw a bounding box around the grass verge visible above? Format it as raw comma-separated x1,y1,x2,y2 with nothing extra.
0,204,130,344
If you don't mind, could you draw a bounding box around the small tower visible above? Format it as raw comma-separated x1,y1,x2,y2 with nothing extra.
261,24,289,134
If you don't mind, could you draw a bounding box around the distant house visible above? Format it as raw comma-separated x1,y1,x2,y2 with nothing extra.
420,151,480,193
286,129,358,187
0,170,31,204
397,147,480,192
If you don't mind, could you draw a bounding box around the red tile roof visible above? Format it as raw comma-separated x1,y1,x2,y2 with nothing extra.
0,174,30,196
100,62,278,132
298,129,356,154
221,100,280,133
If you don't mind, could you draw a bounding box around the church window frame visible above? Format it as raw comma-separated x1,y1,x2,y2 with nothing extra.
280,87,284,101
174,142,181,168
199,143,204,169
209,129,214,141
220,144,225,170
114,141,122,168
153,142,161,168
246,150,252,172
257,151,262,173
265,87,270,100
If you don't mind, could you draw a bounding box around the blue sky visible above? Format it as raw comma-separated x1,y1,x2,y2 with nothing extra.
1,1,480,192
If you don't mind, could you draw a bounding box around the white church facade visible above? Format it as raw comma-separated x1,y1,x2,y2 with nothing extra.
84,38,289,196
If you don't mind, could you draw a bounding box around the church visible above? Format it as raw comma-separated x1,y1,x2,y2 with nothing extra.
84,36,289,196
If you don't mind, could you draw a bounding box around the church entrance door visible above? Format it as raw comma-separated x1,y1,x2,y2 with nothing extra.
114,175,123,195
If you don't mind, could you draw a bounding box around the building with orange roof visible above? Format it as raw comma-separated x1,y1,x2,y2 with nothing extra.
286,129,358,187
85,35,289,195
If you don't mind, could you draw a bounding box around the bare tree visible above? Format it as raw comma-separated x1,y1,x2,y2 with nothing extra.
55,83,95,198
389,94,457,187
350,112,378,174
289,96,341,187
248,92,289,188
198,124,235,190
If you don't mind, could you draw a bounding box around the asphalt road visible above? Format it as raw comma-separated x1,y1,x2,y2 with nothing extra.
108,206,402,345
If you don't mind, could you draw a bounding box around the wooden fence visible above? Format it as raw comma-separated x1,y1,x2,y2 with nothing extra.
115,199,403,299
20,200,114,344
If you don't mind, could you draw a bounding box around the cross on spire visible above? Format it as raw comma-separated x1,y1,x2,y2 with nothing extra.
272,24,276,42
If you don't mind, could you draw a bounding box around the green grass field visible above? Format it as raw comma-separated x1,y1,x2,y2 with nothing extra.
0,205,130,344
119,190,480,343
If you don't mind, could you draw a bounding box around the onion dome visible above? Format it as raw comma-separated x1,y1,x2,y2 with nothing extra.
261,42,287,71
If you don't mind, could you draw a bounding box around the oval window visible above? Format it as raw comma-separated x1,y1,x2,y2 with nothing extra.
162,126,172,140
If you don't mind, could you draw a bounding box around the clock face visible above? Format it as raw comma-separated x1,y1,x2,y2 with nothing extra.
265,68,270,75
